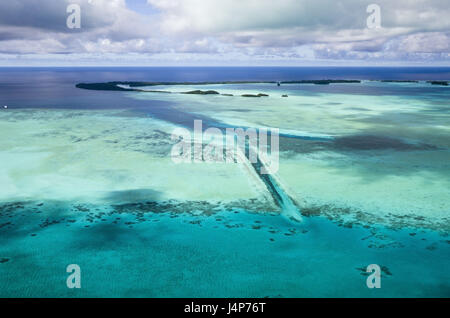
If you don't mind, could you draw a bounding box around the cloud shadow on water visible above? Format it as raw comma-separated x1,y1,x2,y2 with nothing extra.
102,189,163,204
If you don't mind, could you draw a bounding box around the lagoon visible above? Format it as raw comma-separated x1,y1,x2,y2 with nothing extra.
0,67,449,297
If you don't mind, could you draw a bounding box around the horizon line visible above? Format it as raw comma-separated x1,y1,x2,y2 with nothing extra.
1,65,450,68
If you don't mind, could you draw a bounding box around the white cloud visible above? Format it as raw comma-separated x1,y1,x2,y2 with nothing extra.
0,0,449,64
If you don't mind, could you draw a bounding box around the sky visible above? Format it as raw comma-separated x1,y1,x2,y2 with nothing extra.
0,0,449,66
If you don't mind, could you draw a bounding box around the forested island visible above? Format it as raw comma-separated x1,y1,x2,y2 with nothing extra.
75,80,449,96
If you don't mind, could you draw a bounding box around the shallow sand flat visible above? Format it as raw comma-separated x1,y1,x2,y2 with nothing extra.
0,109,272,209
131,87,373,135
125,82,450,230
2,82,447,227
129,83,450,144
138,83,279,97
278,150,450,231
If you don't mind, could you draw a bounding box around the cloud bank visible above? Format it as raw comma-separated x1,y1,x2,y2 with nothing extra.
0,0,449,65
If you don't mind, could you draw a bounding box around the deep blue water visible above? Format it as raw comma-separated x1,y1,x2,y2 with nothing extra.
1,67,449,120
1,67,450,106
2,67,450,85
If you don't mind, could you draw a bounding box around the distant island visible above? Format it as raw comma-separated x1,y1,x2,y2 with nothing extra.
428,81,449,86
75,79,362,92
75,79,449,96
182,90,220,95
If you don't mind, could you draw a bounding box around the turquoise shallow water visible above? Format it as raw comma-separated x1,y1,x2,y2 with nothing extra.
0,201,448,298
